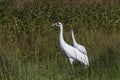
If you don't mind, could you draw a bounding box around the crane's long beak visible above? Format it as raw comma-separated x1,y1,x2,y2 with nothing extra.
51,24,55,26
51,23,56,26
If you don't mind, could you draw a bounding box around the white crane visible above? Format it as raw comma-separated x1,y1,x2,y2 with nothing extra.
70,29,89,67
52,22,89,67
70,29,87,55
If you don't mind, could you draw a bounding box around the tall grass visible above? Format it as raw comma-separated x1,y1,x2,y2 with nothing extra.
0,0,120,80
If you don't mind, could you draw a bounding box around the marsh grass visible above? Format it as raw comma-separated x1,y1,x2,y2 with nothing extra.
0,0,120,80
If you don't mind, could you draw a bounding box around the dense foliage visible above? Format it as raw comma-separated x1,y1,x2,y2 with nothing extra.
0,0,120,80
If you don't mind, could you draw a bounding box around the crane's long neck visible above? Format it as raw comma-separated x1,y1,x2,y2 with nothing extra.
71,31,77,44
59,25,66,45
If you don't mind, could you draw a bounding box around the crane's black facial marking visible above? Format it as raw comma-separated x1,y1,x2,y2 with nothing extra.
70,28,73,31
57,22,60,25
52,22,61,27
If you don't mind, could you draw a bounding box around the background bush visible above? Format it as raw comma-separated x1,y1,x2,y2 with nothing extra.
0,0,120,80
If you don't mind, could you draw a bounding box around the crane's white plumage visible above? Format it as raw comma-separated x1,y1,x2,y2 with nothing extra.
70,29,89,66
52,22,89,67
70,29,87,55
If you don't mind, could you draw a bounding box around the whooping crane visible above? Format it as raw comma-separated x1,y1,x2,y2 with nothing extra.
70,29,89,67
70,29,87,55
52,22,89,67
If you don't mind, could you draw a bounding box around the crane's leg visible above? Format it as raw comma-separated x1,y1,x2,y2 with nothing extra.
69,58,74,71
69,58,74,65
88,65,91,77
68,58,75,78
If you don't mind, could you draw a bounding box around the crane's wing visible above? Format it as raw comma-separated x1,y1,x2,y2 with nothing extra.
76,44,87,55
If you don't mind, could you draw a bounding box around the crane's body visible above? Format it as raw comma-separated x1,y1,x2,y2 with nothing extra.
70,29,89,66
52,22,89,67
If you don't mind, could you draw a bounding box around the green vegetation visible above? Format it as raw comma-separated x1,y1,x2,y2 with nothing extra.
0,0,120,80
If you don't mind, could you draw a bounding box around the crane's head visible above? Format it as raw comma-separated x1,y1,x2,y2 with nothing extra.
52,22,62,27
70,28,73,31
70,28,73,33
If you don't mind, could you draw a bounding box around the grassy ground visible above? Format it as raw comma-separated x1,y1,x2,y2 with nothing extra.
0,0,120,80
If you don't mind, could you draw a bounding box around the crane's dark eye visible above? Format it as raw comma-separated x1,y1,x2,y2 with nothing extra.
57,22,59,25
